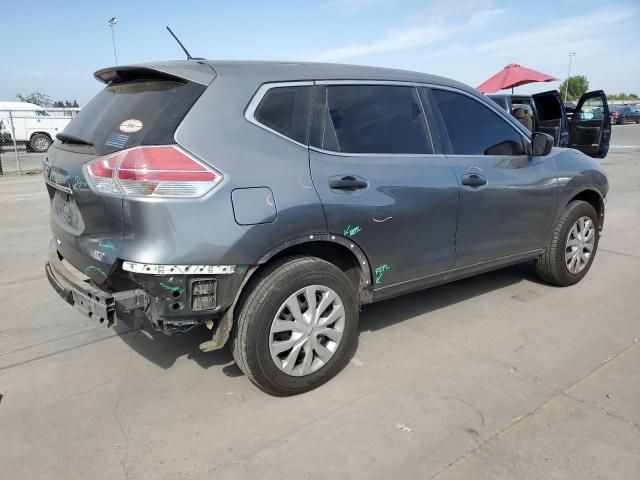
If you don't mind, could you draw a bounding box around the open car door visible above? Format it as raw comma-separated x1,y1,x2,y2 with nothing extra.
569,90,610,158
532,90,568,147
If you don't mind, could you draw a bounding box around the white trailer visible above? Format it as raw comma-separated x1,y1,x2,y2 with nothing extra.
0,102,79,153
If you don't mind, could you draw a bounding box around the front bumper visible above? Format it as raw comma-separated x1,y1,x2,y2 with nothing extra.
46,241,147,326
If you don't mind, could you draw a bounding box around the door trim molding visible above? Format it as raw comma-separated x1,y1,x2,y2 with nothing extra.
243,80,531,152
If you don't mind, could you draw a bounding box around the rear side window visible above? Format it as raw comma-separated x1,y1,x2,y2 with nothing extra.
312,85,432,154
254,86,311,144
61,79,205,155
432,89,525,156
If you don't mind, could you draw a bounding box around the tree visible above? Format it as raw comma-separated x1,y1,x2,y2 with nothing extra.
15,93,80,109
607,92,639,100
49,99,82,108
559,75,589,101
16,92,53,107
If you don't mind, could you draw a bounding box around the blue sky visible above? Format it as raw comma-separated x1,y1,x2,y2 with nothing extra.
2,0,638,105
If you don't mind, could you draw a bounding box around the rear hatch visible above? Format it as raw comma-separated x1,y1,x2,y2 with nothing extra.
45,64,212,284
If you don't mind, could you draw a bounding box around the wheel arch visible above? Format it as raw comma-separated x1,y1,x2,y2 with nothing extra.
567,188,605,231
254,235,374,306
199,235,373,353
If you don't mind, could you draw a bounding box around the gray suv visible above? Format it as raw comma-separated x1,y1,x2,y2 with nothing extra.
44,60,609,395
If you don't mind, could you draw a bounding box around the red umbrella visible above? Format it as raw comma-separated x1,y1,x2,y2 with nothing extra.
476,63,559,93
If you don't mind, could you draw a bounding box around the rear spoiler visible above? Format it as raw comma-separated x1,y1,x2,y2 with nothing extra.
94,61,216,86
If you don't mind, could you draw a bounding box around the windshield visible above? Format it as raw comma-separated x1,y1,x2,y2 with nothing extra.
61,79,205,155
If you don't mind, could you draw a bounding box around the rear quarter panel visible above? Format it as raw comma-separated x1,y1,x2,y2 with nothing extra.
117,75,327,266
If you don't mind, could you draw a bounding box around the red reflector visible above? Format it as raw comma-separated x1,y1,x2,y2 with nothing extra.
97,71,119,82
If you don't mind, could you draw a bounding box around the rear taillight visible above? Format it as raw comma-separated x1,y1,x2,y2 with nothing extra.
86,153,120,194
83,146,222,198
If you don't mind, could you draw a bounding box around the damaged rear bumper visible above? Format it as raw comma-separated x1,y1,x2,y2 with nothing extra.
45,240,246,340
46,241,146,326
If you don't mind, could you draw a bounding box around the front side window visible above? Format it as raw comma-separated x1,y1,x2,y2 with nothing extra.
314,85,432,154
432,89,525,156
577,96,604,120
254,86,311,144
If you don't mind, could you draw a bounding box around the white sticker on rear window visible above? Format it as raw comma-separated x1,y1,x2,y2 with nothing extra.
119,119,143,133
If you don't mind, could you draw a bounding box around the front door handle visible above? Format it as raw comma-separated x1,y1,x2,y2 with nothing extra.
329,176,368,191
460,173,487,187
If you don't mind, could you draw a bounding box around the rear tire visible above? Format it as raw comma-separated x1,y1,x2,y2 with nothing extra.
30,133,51,153
231,256,359,396
535,200,599,286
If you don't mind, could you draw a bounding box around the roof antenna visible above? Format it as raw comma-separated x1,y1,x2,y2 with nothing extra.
166,26,202,60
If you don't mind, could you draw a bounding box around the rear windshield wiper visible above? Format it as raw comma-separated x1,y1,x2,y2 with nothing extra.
56,133,94,146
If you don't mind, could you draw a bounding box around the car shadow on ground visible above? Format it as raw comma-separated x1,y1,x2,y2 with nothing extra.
114,261,544,375
114,316,238,373
359,261,542,333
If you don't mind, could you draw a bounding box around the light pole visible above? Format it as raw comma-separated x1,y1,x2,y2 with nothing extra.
564,52,576,102
108,17,118,65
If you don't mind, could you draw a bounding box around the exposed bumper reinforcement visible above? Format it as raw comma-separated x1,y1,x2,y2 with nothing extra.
46,241,147,326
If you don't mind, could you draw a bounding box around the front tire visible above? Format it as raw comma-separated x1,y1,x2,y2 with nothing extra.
231,256,359,396
30,133,52,153
535,200,599,286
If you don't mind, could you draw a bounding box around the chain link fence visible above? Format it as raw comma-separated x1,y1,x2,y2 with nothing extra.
0,107,80,175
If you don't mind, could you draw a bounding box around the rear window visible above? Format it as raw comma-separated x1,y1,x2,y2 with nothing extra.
61,79,205,155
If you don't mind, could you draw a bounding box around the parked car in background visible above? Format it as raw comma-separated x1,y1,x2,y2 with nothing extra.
45,60,609,395
610,105,640,124
488,90,611,157
0,101,77,152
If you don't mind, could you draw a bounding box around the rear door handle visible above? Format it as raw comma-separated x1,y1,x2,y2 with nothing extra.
329,176,368,190
460,173,487,187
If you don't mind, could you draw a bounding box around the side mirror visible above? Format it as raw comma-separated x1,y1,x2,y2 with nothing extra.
531,132,554,157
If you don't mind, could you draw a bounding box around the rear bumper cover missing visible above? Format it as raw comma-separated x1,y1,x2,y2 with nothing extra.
46,241,147,326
